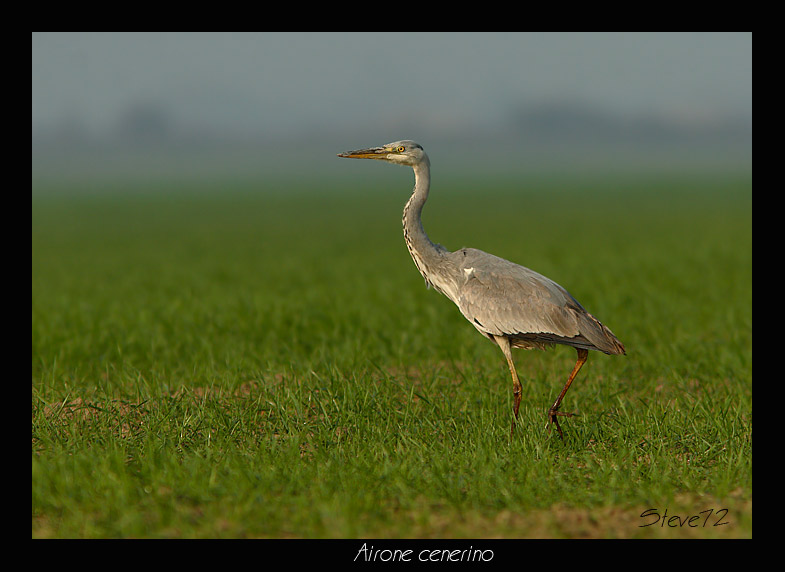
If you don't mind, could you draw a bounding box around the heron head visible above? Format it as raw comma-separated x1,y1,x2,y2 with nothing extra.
338,140,427,167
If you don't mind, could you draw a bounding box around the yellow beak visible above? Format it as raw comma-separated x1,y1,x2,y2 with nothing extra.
337,146,390,160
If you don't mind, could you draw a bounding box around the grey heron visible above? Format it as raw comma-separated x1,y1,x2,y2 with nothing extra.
338,140,625,438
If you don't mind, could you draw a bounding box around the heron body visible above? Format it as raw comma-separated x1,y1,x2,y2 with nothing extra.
338,140,625,437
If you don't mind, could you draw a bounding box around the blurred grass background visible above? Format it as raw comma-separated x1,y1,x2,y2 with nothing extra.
32,174,751,538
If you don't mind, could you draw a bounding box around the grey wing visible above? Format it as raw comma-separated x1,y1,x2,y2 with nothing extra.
448,248,624,354
451,248,583,338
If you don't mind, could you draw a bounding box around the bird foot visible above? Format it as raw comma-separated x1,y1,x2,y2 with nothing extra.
546,408,577,440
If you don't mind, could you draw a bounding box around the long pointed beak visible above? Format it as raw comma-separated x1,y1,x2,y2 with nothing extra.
337,146,389,159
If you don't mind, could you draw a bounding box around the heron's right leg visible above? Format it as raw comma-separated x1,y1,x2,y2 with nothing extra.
547,348,589,439
494,335,522,436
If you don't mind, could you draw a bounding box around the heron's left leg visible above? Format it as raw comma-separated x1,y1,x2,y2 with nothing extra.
547,348,589,439
494,335,522,437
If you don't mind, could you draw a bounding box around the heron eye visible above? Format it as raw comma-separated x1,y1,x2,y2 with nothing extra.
396,146,406,153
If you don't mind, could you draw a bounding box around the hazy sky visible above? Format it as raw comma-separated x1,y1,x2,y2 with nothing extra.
32,32,752,141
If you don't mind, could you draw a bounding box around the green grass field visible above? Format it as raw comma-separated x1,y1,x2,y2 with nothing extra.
32,174,752,538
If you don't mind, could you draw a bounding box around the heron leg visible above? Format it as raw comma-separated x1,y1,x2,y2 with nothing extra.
547,348,589,439
494,335,522,437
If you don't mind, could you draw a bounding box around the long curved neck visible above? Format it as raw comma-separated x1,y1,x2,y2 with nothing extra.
402,157,448,290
